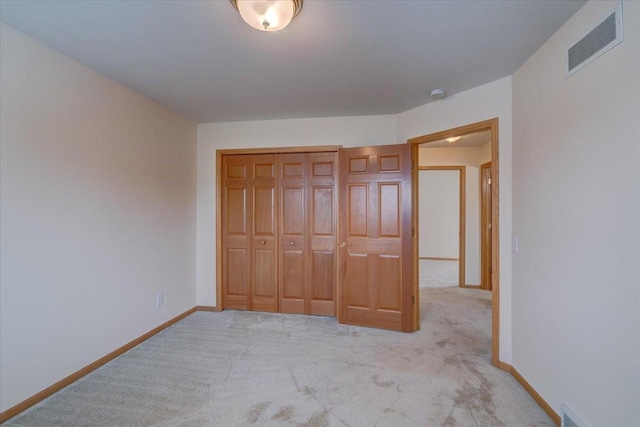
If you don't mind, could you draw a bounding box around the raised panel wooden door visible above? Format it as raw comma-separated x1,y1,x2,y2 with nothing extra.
222,155,250,310
251,154,278,312
222,154,278,312
279,153,307,314
279,152,337,316
307,152,337,316
339,144,412,331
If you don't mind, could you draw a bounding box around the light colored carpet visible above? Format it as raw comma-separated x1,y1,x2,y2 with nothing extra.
3,288,553,427
420,259,459,288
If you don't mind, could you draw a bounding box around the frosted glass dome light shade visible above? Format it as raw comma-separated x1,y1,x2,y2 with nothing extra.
231,0,303,32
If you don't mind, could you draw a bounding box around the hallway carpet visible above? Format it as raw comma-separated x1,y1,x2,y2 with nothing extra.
419,259,459,288
4,288,553,426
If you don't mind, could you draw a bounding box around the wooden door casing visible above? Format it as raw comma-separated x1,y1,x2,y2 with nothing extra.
480,161,492,291
339,145,413,332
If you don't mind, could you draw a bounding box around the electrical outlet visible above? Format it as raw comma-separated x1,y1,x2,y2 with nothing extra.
156,292,163,306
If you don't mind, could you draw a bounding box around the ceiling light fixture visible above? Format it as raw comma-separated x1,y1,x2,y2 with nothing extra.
446,136,461,144
230,0,303,32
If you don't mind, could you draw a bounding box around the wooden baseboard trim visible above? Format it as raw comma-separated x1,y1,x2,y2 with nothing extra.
461,284,481,289
509,366,561,426
419,257,459,261
498,361,512,373
196,305,219,312
0,307,197,424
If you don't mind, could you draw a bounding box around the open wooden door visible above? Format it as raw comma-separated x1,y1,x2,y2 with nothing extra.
338,144,413,332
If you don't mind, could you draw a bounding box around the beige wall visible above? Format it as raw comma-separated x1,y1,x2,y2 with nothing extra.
512,1,640,425
419,169,460,259
0,25,197,412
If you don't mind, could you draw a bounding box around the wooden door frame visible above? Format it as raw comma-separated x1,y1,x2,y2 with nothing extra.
418,166,466,288
216,145,341,314
480,161,492,291
408,118,501,367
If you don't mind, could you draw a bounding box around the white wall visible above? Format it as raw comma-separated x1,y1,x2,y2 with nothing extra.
0,25,197,412
419,170,460,258
419,144,492,285
196,115,397,306
397,77,513,362
512,1,639,425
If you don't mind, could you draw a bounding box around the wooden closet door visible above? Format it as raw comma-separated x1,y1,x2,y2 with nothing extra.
307,152,337,316
279,152,337,316
251,154,278,312
222,155,251,310
279,153,307,314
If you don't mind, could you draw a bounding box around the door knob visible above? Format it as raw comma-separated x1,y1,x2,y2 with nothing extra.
290,241,295,246
260,240,266,245
340,242,352,248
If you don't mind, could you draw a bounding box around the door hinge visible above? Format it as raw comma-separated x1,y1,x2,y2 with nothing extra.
488,178,492,185
412,228,415,237
412,296,415,305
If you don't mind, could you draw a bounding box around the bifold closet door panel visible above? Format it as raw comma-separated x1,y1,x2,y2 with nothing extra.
279,153,307,314
308,152,337,316
251,154,278,312
223,151,336,316
222,155,250,310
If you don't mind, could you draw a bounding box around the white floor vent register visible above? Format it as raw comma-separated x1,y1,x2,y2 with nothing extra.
561,404,589,427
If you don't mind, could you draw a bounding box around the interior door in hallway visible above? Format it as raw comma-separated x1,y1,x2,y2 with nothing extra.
339,144,413,331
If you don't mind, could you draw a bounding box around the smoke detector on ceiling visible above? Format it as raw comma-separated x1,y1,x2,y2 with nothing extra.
430,89,447,100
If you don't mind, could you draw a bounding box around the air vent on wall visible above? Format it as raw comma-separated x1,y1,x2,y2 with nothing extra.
566,1,623,78
561,404,589,427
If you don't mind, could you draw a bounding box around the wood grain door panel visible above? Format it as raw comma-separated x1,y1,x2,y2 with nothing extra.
379,183,401,237
279,154,307,314
251,154,278,312
222,155,251,310
307,152,337,316
223,151,337,317
339,144,412,332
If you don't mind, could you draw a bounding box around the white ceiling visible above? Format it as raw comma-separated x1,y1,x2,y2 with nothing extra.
421,130,491,149
0,0,585,124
